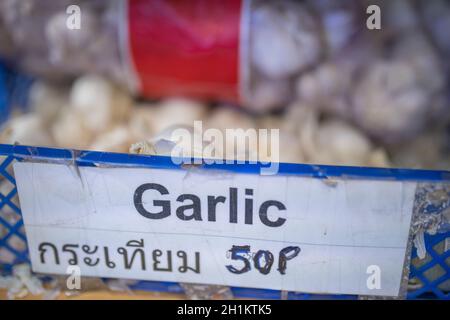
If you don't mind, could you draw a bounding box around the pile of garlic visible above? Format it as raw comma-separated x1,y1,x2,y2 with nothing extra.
1,0,448,146
0,74,397,168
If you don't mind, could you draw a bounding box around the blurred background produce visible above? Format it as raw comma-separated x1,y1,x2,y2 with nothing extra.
0,0,449,170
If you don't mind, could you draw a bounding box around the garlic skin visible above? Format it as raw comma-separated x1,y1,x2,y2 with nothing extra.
251,0,321,79
131,124,206,161
0,264,44,299
0,113,53,147
129,141,155,156
70,75,132,134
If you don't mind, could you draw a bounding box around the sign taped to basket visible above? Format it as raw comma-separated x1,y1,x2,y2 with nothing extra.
14,159,433,297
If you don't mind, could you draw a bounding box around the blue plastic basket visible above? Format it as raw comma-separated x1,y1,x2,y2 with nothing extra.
0,144,448,299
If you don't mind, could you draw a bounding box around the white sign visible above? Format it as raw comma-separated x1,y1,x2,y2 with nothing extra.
14,162,417,296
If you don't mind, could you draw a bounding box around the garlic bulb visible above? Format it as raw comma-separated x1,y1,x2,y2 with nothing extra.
45,10,98,68
251,0,321,79
296,62,353,119
352,60,430,143
308,0,361,56
248,77,291,112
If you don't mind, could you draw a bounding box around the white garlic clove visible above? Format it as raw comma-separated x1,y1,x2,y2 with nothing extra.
89,125,134,153
50,108,93,149
205,107,258,161
284,102,320,141
127,103,158,141
277,131,305,164
28,81,68,125
313,119,373,166
150,98,208,134
257,115,285,132
368,148,391,168
0,113,54,147
206,107,255,132
70,74,132,134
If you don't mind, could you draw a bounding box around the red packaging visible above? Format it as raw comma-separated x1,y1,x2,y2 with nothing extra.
127,0,243,103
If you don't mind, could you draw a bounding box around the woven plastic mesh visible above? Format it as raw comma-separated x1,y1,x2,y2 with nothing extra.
0,155,29,273
408,232,449,299
0,153,449,299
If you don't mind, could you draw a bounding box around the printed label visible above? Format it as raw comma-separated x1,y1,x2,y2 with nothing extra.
14,162,417,296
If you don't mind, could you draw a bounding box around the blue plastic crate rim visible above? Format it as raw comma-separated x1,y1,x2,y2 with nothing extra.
0,144,449,299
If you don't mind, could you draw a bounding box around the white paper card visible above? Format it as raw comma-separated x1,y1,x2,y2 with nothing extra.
14,162,417,296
